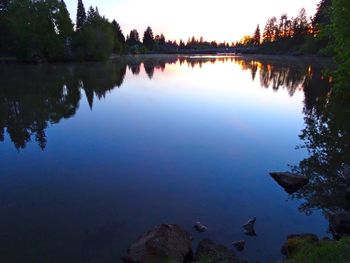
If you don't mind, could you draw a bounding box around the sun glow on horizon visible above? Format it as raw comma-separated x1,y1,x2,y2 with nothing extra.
66,0,319,43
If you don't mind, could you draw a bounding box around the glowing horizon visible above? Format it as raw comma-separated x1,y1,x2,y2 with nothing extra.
65,0,320,43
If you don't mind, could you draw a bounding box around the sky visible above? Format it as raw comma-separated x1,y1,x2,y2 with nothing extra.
65,0,320,43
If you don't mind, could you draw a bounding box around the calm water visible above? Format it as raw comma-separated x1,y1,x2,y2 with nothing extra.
0,55,339,262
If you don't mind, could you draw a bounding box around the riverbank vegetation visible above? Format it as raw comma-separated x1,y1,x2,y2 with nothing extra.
0,0,231,61
282,235,350,263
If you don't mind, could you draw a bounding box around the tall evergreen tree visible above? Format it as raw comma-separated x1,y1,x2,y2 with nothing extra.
74,6,114,60
278,14,289,38
56,0,73,39
314,0,332,28
253,25,261,45
111,20,124,54
263,17,277,42
112,20,125,44
126,29,140,46
293,8,310,39
143,26,155,50
76,0,86,31
53,0,74,59
159,34,165,45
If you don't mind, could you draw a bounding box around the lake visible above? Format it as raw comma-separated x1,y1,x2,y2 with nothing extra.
0,55,340,262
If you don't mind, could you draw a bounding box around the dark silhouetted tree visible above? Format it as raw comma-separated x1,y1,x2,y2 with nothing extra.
159,34,165,45
126,29,140,46
263,17,277,42
293,8,310,41
76,0,86,31
111,20,125,44
332,0,350,93
278,14,290,38
143,26,155,50
111,20,125,54
73,6,114,60
253,25,261,45
56,0,73,39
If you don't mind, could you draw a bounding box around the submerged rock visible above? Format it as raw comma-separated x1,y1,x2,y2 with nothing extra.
243,217,257,236
269,172,309,194
329,212,350,238
124,224,193,263
195,239,246,263
232,240,245,251
194,222,208,232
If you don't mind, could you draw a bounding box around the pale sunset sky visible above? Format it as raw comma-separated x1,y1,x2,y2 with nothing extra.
65,0,320,43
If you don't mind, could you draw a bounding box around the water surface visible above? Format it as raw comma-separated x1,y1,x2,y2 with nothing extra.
0,55,338,262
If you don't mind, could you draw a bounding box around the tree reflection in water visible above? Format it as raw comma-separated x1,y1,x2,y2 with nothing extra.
1,55,348,234
236,56,350,234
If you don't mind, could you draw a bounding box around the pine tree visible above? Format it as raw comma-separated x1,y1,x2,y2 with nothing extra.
126,29,140,46
111,20,124,54
112,20,125,43
159,34,165,45
293,8,309,38
278,14,289,38
263,17,277,42
253,25,261,45
76,0,86,31
56,0,73,38
143,26,155,50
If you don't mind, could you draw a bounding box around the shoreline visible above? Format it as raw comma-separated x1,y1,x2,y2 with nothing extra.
0,52,333,64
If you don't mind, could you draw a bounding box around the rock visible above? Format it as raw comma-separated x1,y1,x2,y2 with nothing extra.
281,234,319,258
232,240,245,251
243,217,257,236
329,212,350,238
195,239,247,263
124,224,193,263
194,222,207,232
269,172,309,194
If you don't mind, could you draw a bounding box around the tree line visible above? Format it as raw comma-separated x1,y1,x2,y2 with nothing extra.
0,0,233,62
236,5,329,55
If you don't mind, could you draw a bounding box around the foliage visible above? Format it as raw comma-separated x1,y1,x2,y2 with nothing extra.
73,6,114,61
331,0,350,93
143,26,155,51
252,25,261,45
5,0,75,61
76,0,86,31
284,237,350,263
126,29,140,47
252,5,333,55
112,19,125,53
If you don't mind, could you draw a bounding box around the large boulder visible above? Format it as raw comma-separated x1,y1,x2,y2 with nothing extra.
194,239,246,263
269,172,309,194
329,212,350,238
124,224,193,263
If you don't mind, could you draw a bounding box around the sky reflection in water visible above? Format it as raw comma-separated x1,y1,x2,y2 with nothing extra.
0,55,334,262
